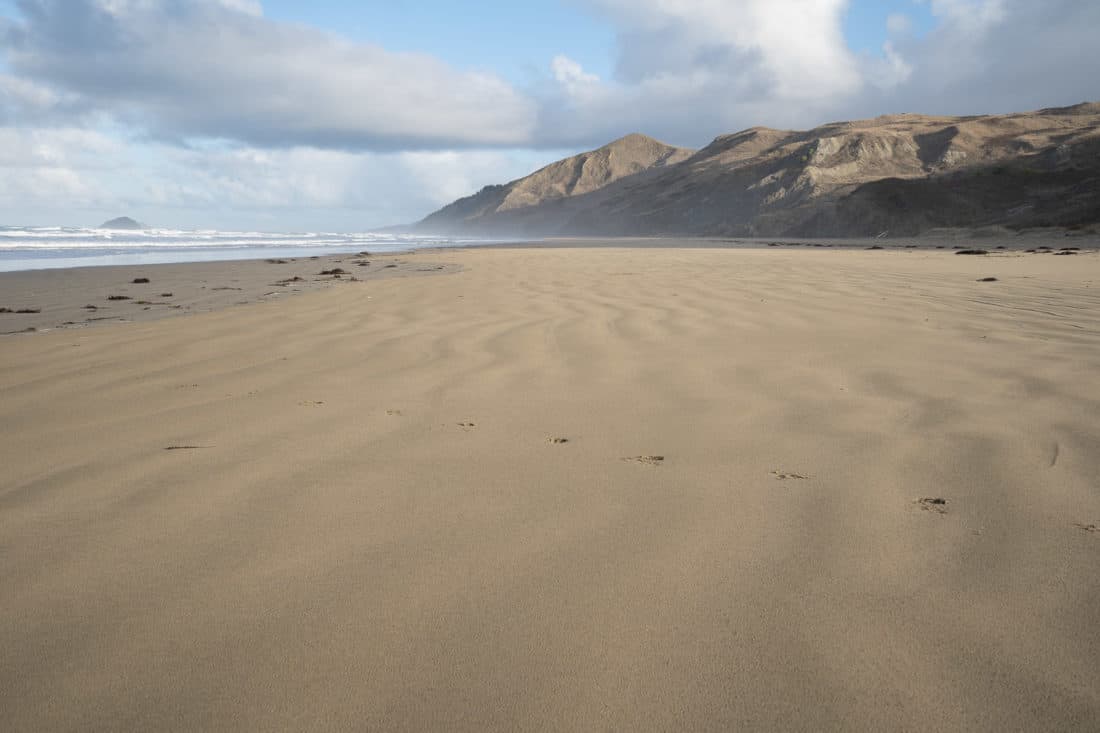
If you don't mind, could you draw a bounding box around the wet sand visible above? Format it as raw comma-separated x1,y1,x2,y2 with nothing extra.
2,244,1099,730
0,251,459,334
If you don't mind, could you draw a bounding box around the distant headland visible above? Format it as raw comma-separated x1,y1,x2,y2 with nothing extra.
99,216,145,230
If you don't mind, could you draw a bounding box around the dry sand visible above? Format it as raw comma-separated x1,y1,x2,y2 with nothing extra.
1,245,1099,731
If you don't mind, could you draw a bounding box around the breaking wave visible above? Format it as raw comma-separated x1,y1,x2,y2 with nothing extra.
0,226,489,271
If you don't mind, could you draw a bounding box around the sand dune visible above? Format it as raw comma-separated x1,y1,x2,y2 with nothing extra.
2,246,1099,730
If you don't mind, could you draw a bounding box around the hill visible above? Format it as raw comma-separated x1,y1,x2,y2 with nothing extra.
99,217,145,230
416,133,694,233
414,103,1100,238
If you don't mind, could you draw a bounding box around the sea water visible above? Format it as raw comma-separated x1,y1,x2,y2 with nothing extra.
0,227,490,272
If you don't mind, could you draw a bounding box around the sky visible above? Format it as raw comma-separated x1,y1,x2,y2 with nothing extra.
0,0,1096,231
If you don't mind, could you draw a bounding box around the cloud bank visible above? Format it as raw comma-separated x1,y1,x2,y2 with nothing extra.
2,0,536,150
6,0,1097,151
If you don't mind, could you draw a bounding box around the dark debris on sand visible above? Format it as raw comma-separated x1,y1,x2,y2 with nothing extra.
622,455,664,466
918,497,949,513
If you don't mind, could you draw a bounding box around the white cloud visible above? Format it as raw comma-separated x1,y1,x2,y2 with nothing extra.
922,0,1006,32
590,0,861,100
0,127,123,209
0,166,95,204
0,126,566,229
3,0,536,150
533,0,864,145
212,0,262,15
0,74,58,111
538,0,1100,146
5,0,1097,155
148,145,562,218
875,0,1099,116
886,13,912,35
866,41,914,89
551,56,600,86
0,126,120,167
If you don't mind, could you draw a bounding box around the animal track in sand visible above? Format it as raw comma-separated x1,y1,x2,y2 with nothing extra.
917,497,949,514
622,455,664,466
771,470,808,480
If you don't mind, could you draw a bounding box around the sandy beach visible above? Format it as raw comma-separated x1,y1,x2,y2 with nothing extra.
0,251,460,335
2,244,1099,730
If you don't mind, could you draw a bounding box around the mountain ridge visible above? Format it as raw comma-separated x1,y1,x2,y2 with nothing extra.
413,103,1100,238
417,133,694,232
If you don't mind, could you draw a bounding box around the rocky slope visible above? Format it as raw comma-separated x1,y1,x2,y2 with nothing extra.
415,103,1100,237
417,133,694,232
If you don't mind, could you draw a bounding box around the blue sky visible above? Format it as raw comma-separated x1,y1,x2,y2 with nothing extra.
259,1,620,83
257,0,934,80
0,0,1096,231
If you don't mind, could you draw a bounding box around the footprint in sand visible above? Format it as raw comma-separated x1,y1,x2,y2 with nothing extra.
622,455,664,466
772,470,808,480
917,497,949,514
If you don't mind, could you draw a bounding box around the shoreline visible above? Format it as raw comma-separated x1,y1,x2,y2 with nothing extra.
0,250,461,335
3,236,1097,336
474,231,1100,250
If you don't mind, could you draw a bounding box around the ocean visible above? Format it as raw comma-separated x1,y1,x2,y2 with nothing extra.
0,227,490,272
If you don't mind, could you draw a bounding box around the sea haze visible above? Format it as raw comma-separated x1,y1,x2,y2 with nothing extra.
0,227,493,272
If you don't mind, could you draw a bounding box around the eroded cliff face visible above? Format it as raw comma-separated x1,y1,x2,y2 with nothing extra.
415,103,1100,238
